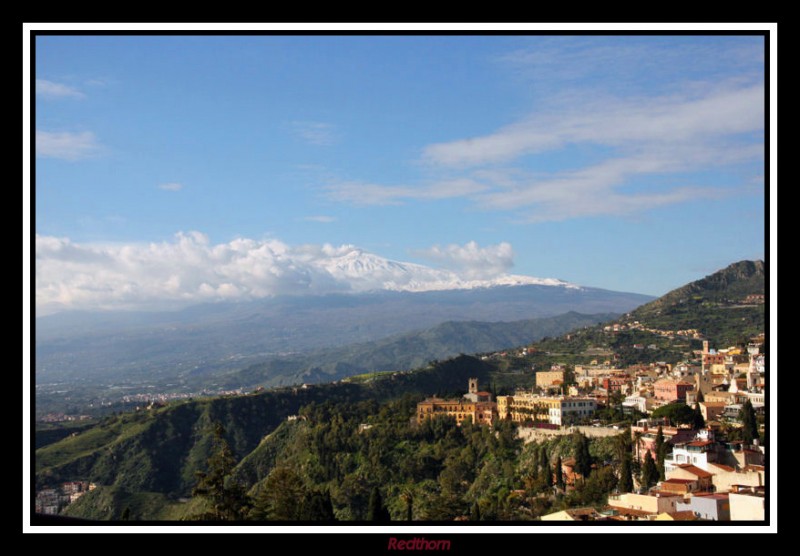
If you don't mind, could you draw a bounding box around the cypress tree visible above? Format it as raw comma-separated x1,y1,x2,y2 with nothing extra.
555,456,565,489
655,426,667,481
367,487,391,522
540,447,553,487
641,450,657,491
470,501,481,521
619,456,634,493
740,400,759,444
573,432,592,479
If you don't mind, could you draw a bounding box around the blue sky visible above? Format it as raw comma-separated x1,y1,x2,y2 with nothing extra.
33,34,767,312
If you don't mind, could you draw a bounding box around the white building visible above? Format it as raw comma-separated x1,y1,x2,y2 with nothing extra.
622,395,647,414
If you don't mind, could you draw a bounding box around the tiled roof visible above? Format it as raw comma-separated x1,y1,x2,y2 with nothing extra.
707,463,736,472
687,440,714,447
675,464,714,478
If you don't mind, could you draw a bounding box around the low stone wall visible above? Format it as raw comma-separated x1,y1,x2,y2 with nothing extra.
517,425,623,443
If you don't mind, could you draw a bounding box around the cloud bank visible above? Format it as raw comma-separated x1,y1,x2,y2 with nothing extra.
36,234,569,314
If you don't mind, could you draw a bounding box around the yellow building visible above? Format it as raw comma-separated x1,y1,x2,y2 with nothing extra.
416,380,497,426
416,398,496,426
497,393,596,426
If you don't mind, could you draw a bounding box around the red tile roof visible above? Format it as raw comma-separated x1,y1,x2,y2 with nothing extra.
675,464,714,478
687,440,714,447
708,463,736,472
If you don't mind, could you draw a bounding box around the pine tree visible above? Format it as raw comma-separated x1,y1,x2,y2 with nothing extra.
250,466,308,521
191,423,251,520
367,487,391,522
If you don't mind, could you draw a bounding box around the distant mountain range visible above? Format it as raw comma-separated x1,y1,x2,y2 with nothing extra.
35,282,652,389
211,311,620,389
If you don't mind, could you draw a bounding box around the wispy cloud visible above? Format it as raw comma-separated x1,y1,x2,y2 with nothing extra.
497,37,764,95
159,182,184,191
36,130,101,161
291,121,338,146
302,215,337,223
325,79,763,222
422,85,764,168
36,79,85,99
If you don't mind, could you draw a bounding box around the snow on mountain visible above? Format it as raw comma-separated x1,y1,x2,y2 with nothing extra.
313,247,581,293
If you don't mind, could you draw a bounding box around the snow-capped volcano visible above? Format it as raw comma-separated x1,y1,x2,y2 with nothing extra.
313,248,580,293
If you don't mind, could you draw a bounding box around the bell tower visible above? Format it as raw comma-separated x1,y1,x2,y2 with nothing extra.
468,377,478,394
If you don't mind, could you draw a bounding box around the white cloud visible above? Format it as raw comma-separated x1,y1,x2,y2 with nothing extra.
159,183,184,191
302,215,337,223
35,234,564,313
326,82,763,222
422,85,764,167
415,241,515,280
291,121,338,146
36,130,101,161
36,79,85,99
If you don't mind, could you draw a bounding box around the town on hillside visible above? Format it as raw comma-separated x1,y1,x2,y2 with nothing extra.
414,337,766,521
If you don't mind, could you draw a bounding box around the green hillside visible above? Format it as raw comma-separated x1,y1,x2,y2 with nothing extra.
215,311,618,390
621,260,765,346
36,355,494,518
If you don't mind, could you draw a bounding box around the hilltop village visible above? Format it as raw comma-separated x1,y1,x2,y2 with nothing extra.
414,338,766,521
